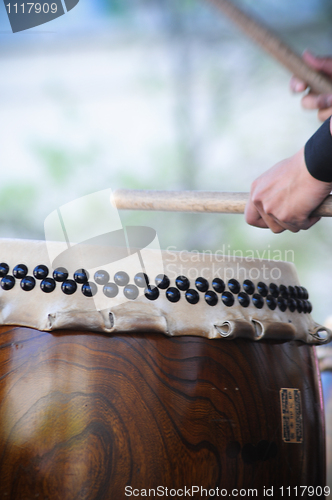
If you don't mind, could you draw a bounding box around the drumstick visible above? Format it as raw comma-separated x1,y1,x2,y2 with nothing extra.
206,0,332,95
112,190,332,217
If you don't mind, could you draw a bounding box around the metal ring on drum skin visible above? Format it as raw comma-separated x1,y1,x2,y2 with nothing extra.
316,330,329,341
251,319,265,340
215,321,232,338
311,327,329,342
215,320,257,339
219,319,296,342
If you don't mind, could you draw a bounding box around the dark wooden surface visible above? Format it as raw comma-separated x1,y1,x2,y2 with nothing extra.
0,326,325,499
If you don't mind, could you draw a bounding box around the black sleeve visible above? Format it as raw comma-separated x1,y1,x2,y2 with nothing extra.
304,117,332,183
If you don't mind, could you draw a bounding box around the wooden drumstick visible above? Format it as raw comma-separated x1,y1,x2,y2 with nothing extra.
113,189,332,217
206,0,332,95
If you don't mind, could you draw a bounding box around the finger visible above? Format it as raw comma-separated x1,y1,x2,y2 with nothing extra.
299,216,321,230
303,50,332,76
301,92,332,110
318,107,332,122
305,216,321,229
247,194,286,233
245,202,269,229
301,93,319,110
260,214,285,234
252,204,286,234
270,215,321,233
248,219,269,229
290,76,308,93
271,219,300,233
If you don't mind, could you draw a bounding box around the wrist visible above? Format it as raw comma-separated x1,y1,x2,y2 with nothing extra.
304,117,332,182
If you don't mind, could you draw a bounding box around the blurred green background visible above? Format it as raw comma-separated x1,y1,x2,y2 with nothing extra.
1,0,332,486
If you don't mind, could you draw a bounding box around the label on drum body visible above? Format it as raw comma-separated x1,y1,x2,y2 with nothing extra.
280,389,303,443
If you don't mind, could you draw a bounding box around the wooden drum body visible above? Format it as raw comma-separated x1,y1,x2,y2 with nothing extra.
0,239,329,499
0,328,325,499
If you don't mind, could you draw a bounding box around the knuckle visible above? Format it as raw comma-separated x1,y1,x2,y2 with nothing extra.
316,95,327,108
250,192,261,207
263,203,274,217
317,94,332,109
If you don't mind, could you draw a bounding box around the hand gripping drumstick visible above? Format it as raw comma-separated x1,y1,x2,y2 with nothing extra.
114,4,332,218
206,0,332,95
112,190,332,217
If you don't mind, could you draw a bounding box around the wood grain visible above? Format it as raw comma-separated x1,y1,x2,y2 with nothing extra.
0,326,325,499
113,189,332,217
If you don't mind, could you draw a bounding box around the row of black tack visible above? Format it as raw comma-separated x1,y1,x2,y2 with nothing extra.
0,263,312,313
